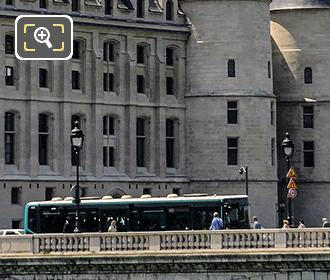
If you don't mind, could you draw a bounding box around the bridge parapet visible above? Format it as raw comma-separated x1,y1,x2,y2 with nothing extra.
1,228,330,255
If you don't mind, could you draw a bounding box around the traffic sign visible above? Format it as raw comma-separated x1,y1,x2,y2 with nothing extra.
286,167,297,179
287,178,298,189
288,188,297,198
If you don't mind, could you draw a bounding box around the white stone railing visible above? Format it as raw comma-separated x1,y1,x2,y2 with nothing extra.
1,228,330,254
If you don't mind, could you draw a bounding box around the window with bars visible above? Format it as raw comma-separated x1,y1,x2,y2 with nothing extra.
166,119,175,168
227,59,235,77
39,114,49,165
5,35,14,55
137,0,144,18
227,101,238,124
5,112,15,164
105,0,113,15
136,118,146,167
227,138,238,165
5,66,14,86
103,73,114,92
166,0,174,20
303,106,314,128
303,141,314,167
72,70,80,90
304,67,312,84
39,68,48,88
103,116,116,167
103,42,115,62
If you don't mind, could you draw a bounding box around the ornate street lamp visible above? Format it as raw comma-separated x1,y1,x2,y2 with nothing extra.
71,121,84,233
239,166,248,196
281,132,294,227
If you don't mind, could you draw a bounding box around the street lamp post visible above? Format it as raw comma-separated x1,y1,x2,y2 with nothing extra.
239,166,248,196
281,132,294,226
71,121,84,233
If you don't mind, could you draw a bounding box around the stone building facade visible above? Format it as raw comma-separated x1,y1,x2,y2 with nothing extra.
0,0,327,228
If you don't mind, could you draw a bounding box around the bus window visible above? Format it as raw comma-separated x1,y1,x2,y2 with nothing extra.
100,209,129,232
166,207,191,230
141,209,165,231
80,209,99,232
192,208,218,230
223,204,249,229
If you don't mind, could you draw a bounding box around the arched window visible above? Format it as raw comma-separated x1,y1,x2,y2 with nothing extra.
5,112,16,164
304,67,312,84
103,41,119,94
103,115,116,167
228,59,235,77
39,113,49,165
166,0,174,21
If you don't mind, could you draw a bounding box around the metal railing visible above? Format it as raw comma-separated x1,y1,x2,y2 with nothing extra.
1,228,330,254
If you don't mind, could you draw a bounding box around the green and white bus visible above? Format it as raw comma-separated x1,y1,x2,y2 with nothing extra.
24,194,250,233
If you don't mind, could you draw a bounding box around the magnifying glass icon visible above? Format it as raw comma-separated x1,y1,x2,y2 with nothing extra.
34,27,53,49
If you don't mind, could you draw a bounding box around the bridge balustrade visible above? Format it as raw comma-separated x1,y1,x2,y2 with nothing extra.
1,228,330,255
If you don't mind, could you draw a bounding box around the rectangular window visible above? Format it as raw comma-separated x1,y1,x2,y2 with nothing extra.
45,187,54,201
271,137,275,166
6,0,13,5
166,0,174,21
268,61,271,79
105,0,113,15
72,0,79,11
12,220,21,229
304,67,312,84
103,116,116,167
166,48,174,66
137,45,145,64
5,35,14,55
5,66,14,86
227,101,238,124
137,0,144,18
5,112,15,165
166,76,174,95
72,40,80,59
303,141,314,167
103,73,108,91
228,59,235,77
81,188,87,197
270,101,275,125
11,187,20,204
103,43,115,62
166,119,175,168
103,146,115,167
40,0,47,8
72,71,80,90
227,138,238,165
137,75,145,93
109,73,114,91
39,114,49,165
136,118,145,167
303,106,314,128
143,188,151,195
39,68,48,88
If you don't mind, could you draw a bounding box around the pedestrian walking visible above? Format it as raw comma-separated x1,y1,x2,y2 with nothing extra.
298,220,306,228
322,218,330,227
209,212,223,230
282,219,290,229
108,220,117,232
251,216,263,229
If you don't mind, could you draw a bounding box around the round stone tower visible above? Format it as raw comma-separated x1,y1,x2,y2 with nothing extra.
180,0,277,226
271,0,330,226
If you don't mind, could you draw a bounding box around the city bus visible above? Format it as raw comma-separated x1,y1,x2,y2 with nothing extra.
24,194,250,233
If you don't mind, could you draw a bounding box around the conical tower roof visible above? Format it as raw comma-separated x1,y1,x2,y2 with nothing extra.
270,0,330,10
